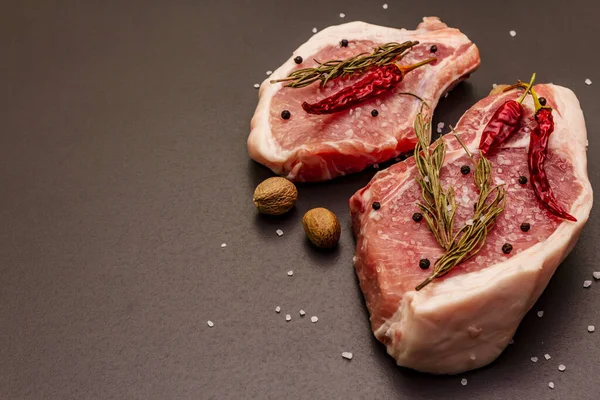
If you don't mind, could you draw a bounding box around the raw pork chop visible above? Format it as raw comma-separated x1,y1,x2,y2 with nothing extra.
349,84,592,374
248,17,480,182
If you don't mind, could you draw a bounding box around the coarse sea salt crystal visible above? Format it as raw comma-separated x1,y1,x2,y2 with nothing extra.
342,352,353,360
549,382,555,389
584,280,592,288
531,357,538,363
285,314,291,321
492,83,498,88
311,316,318,323
537,311,544,318
382,3,388,9
275,306,281,313
545,354,551,360
558,364,566,372
276,229,284,237
266,70,272,76
221,243,227,248
207,320,214,327
299,310,305,316
424,176,430,183
510,30,517,37
312,27,318,33
588,325,595,333
339,12,345,18
437,122,445,133
253,83,259,88
466,219,474,226
593,271,600,280
287,270,293,276
585,78,592,85
461,378,467,386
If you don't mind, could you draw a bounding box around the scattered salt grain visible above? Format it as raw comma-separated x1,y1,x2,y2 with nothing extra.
466,219,474,226
437,122,445,133
588,325,595,333
312,27,318,33
558,364,566,372
537,311,544,318
275,306,281,313
509,30,517,37
424,176,430,183
287,270,294,276
207,320,214,327
285,314,291,322
339,13,345,18
585,78,592,86
531,357,538,363
266,70,272,76
342,352,353,360
492,83,498,89
253,83,259,89
584,280,592,288
461,378,468,386
221,243,227,248
593,271,600,280
545,354,551,360
549,382,555,389
276,229,284,237
382,3,388,9
300,310,306,316
311,316,319,323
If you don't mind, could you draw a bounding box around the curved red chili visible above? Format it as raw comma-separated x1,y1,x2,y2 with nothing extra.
302,58,435,115
478,74,536,155
478,100,523,155
528,107,577,221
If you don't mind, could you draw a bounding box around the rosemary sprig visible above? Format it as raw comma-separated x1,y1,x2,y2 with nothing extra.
413,111,456,251
414,121,507,291
270,41,418,88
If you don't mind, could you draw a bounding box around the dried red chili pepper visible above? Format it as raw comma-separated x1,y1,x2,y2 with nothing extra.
478,74,536,155
301,58,436,115
528,94,577,221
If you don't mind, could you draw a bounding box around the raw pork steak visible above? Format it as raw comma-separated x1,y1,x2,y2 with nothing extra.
349,84,592,374
248,17,480,182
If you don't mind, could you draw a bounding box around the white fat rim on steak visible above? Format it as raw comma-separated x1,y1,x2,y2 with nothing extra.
371,84,592,374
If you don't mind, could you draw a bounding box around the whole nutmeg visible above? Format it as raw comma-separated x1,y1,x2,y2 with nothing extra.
302,208,341,248
253,177,298,215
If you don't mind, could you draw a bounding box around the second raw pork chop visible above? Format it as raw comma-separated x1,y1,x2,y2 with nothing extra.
248,17,480,182
349,84,592,374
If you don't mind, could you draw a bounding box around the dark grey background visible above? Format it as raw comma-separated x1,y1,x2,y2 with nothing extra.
1,1,598,399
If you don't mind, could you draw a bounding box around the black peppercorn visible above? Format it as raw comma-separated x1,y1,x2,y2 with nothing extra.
294,56,303,64
430,45,438,53
372,202,381,210
281,110,291,120
502,243,513,254
412,212,423,222
520,222,531,232
340,39,349,47
460,165,471,175
419,258,430,270
538,97,546,106
371,109,379,117
518,175,528,184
